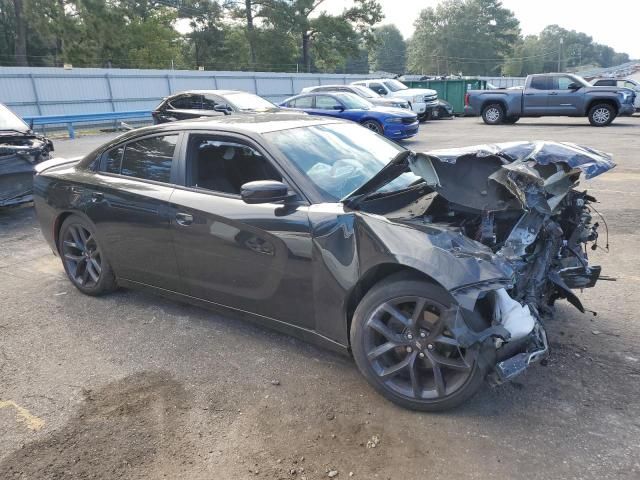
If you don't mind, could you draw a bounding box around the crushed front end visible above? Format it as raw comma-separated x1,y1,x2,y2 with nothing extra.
406,141,613,383
0,133,53,207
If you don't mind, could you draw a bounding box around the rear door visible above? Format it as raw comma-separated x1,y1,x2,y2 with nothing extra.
168,131,316,329
546,75,584,115
523,76,551,114
84,133,183,291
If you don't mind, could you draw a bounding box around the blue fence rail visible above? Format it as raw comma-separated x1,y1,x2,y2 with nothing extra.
23,110,152,138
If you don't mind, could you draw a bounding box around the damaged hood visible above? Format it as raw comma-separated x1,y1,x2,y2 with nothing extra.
344,141,614,214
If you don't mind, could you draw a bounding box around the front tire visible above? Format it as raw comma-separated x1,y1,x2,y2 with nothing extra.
588,103,615,126
58,215,117,296
350,274,487,411
361,119,383,135
481,103,505,125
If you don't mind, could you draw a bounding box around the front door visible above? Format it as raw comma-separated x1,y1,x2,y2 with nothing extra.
169,132,315,329
546,75,583,115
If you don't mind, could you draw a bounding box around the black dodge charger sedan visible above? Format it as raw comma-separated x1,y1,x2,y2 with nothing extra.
33,114,611,411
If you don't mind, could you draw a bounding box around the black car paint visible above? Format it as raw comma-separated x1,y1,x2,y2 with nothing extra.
1,132,54,207
34,116,512,353
152,91,285,124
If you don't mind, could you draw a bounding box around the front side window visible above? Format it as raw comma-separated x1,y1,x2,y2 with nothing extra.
315,95,342,110
115,135,178,183
265,123,417,201
368,82,387,95
383,79,408,92
556,76,576,90
169,95,202,110
186,135,281,195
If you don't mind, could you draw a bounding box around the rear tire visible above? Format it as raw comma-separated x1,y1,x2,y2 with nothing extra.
588,103,615,126
58,214,117,296
350,274,487,411
481,103,505,125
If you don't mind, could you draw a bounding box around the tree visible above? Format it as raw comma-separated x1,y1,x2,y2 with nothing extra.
262,0,382,72
408,0,520,76
370,25,406,74
12,0,27,65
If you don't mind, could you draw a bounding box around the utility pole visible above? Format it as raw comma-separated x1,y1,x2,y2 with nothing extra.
558,37,563,72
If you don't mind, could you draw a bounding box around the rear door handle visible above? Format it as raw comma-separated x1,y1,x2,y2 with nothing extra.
175,212,193,226
549,92,558,95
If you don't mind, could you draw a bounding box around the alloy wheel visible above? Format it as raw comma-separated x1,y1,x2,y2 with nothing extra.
62,224,102,288
363,296,475,400
485,107,501,123
593,107,611,124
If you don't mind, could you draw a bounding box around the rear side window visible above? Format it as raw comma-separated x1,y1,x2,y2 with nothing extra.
529,77,550,90
105,135,178,183
594,80,615,86
291,96,313,108
103,146,124,174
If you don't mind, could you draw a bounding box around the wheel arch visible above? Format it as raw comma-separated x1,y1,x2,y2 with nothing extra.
585,98,618,116
480,99,507,114
53,210,95,254
344,263,445,348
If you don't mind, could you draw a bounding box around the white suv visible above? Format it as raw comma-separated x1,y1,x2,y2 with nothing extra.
352,79,439,120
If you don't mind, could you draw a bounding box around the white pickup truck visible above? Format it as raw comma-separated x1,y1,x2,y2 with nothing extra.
351,78,439,120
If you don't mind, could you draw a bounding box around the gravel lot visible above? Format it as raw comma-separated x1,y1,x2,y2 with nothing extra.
1,116,639,480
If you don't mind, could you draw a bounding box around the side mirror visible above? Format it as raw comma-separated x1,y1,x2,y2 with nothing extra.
214,104,232,115
241,180,292,204
567,82,580,90
333,105,345,111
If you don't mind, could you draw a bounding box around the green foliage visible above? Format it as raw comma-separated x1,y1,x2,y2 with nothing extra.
369,25,406,74
408,0,520,76
0,0,632,74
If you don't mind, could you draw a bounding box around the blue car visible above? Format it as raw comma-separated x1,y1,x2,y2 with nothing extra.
279,92,419,139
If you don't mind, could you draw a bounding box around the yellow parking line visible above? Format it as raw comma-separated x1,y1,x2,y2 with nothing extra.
0,400,45,431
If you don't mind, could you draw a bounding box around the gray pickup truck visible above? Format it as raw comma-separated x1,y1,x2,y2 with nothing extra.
465,73,636,126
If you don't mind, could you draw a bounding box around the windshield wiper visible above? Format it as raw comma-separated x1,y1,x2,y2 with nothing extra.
0,128,29,136
342,150,414,209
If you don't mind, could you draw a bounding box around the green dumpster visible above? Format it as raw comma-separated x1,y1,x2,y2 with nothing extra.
402,79,487,115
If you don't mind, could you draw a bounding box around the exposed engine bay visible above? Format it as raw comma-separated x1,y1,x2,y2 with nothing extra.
0,133,53,207
349,141,614,383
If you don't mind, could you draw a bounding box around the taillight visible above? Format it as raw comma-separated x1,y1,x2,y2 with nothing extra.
464,93,470,106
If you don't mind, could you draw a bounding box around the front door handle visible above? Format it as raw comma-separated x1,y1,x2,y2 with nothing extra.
549,92,558,95
175,212,194,226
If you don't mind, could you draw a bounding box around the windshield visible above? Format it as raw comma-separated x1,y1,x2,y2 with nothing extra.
0,104,29,132
383,79,408,92
225,92,276,111
351,85,379,98
265,123,419,201
335,92,373,109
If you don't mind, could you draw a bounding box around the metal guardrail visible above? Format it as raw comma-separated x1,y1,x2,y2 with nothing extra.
22,110,152,139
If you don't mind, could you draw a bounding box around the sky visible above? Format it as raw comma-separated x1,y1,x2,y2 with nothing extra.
321,0,640,59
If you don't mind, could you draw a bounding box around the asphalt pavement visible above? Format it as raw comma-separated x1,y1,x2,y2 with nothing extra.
1,116,639,480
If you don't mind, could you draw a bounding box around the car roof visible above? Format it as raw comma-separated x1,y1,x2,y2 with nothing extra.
142,114,345,136
169,90,255,96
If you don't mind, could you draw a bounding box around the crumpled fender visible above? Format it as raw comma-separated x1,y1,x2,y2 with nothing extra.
353,214,513,309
